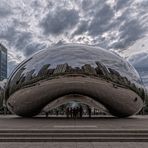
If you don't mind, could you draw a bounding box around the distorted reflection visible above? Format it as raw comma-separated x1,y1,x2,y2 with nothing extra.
6,44,145,100
5,44,146,117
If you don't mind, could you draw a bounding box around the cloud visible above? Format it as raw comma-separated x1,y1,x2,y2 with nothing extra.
88,4,114,36
0,1,12,18
0,0,148,80
40,8,79,35
112,19,146,49
23,42,46,56
15,32,32,50
115,0,130,10
0,27,17,45
72,20,88,35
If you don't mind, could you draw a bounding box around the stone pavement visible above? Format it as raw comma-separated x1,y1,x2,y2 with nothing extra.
0,142,148,148
0,115,148,130
0,115,148,147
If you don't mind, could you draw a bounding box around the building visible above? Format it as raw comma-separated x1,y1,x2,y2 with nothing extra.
0,44,7,81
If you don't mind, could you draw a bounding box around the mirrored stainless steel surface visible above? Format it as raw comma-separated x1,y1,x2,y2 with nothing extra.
5,44,145,117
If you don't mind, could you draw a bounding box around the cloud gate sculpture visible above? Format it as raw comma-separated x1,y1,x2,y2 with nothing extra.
5,44,145,117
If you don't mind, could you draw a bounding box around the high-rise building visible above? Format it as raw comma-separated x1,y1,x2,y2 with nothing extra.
0,44,7,81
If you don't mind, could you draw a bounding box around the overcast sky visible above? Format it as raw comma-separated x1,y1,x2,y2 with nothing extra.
0,0,148,84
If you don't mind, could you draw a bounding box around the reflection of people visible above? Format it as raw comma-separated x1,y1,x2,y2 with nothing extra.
73,108,76,119
80,106,83,118
76,107,79,118
67,106,84,119
66,107,70,118
45,112,48,118
70,108,73,118
56,110,59,116
88,107,91,118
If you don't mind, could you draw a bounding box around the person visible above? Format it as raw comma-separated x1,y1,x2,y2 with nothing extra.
88,107,91,118
45,111,49,118
76,107,79,118
73,108,76,119
56,109,59,116
80,106,83,118
70,108,73,118
66,107,70,118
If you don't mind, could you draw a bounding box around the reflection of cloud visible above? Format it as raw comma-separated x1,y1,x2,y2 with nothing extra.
0,0,147,78
127,38,148,86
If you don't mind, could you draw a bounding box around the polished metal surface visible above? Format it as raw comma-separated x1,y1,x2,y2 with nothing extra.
5,44,145,117
42,94,108,113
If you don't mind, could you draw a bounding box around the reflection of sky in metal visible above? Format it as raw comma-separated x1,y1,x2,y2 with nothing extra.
6,44,145,117
67,101,81,108
15,44,140,82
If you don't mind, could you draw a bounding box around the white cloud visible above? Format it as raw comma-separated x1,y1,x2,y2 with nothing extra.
0,0,148,78
121,36,148,59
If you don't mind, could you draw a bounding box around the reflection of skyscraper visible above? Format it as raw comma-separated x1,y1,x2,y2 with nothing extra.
95,61,110,76
53,63,68,74
82,64,96,75
38,64,50,77
0,44,7,81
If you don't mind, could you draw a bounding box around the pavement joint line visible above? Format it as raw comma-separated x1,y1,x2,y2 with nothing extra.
53,125,97,128
1,129,148,130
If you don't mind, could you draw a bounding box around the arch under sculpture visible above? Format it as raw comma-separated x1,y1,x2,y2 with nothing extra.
5,44,145,117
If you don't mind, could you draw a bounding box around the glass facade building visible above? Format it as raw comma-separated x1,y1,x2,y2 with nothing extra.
0,44,7,81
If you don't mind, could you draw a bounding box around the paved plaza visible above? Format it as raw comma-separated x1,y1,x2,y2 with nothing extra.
0,142,148,148
0,115,148,147
0,115,148,130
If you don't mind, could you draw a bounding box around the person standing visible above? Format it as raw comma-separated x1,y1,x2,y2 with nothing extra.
70,108,73,118
88,106,91,118
80,106,83,118
45,111,49,118
66,107,70,118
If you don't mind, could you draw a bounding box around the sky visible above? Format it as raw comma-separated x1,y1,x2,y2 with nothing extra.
0,0,148,85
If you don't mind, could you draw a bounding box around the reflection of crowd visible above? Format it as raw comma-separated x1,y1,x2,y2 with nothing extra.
44,105,113,118
66,106,91,119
